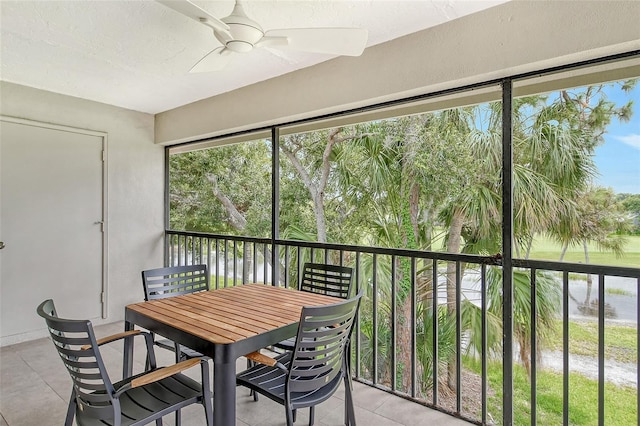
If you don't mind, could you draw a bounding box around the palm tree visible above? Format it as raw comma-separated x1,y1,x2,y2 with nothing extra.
441,82,635,375
560,187,630,308
343,118,422,392
335,114,473,393
438,96,582,375
547,81,634,249
461,267,560,378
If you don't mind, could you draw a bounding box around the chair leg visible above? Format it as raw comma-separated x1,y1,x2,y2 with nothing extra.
247,358,259,401
201,358,214,426
342,350,357,426
203,401,213,426
285,405,295,426
64,390,76,426
344,374,356,426
146,332,156,371
145,346,153,371
308,406,315,426
175,409,181,426
174,342,182,364
155,419,162,426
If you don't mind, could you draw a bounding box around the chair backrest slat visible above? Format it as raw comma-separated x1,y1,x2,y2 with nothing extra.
142,264,209,301
300,263,353,299
288,292,362,394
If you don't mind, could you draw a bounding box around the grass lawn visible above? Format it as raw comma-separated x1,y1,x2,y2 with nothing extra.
547,320,637,364
210,275,244,287
466,359,638,425
432,229,640,267
527,234,640,268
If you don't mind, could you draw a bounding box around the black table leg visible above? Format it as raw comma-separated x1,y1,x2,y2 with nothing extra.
122,320,134,378
214,359,237,426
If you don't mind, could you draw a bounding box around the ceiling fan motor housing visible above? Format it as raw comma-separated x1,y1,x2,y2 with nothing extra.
217,2,264,53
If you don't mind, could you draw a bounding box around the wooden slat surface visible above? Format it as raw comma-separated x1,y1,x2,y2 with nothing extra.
126,283,341,345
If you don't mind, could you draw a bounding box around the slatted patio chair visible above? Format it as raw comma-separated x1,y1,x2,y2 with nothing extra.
239,291,363,426
248,263,353,402
36,299,212,426
141,264,209,363
273,262,354,352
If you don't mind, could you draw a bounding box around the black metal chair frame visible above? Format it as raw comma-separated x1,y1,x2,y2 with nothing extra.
37,299,213,426
141,264,209,363
239,291,363,426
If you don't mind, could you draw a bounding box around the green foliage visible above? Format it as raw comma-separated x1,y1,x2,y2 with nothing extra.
357,295,393,384
416,304,457,391
618,193,640,215
484,267,561,374
557,186,632,256
617,193,640,234
169,140,272,235
460,298,503,358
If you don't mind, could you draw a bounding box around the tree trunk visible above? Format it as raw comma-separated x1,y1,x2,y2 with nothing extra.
583,239,593,305
419,269,434,396
559,241,569,261
524,236,533,259
313,193,327,243
424,207,433,251
519,334,532,378
445,209,464,391
398,294,414,391
409,183,420,242
207,174,248,230
280,128,351,244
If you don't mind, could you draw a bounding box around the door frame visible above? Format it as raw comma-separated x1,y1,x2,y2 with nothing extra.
0,115,109,319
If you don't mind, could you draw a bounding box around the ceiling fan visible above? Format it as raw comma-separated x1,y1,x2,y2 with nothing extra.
157,0,369,72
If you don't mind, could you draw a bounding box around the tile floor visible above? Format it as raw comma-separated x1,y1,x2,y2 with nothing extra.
0,321,473,426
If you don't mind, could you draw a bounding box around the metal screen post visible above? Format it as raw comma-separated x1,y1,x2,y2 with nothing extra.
271,127,280,285
501,78,514,426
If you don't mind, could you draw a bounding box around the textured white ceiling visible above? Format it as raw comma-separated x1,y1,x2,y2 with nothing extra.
0,0,507,114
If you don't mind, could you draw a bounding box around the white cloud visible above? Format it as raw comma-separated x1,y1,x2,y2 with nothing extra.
613,134,640,150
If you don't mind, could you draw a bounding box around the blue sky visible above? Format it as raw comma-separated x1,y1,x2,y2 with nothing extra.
593,82,640,194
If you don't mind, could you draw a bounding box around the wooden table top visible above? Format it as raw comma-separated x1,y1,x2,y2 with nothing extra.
125,283,341,345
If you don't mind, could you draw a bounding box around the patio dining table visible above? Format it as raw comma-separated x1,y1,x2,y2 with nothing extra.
123,282,341,426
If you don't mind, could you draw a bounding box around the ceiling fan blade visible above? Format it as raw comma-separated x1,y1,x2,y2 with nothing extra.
157,0,230,34
189,47,233,73
261,28,368,56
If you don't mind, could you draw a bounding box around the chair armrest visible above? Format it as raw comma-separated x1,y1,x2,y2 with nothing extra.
114,357,206,396
245,351,288,372
245,351,277,366
131,357,202,387
80,330,143,350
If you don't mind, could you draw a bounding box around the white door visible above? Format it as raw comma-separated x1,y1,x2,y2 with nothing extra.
0,118,105,344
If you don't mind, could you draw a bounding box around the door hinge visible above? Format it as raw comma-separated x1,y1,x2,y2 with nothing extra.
101,292,106,304
102,150,106,162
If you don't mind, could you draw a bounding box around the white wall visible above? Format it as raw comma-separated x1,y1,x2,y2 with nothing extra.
0,82,164,338
155,0,640,144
